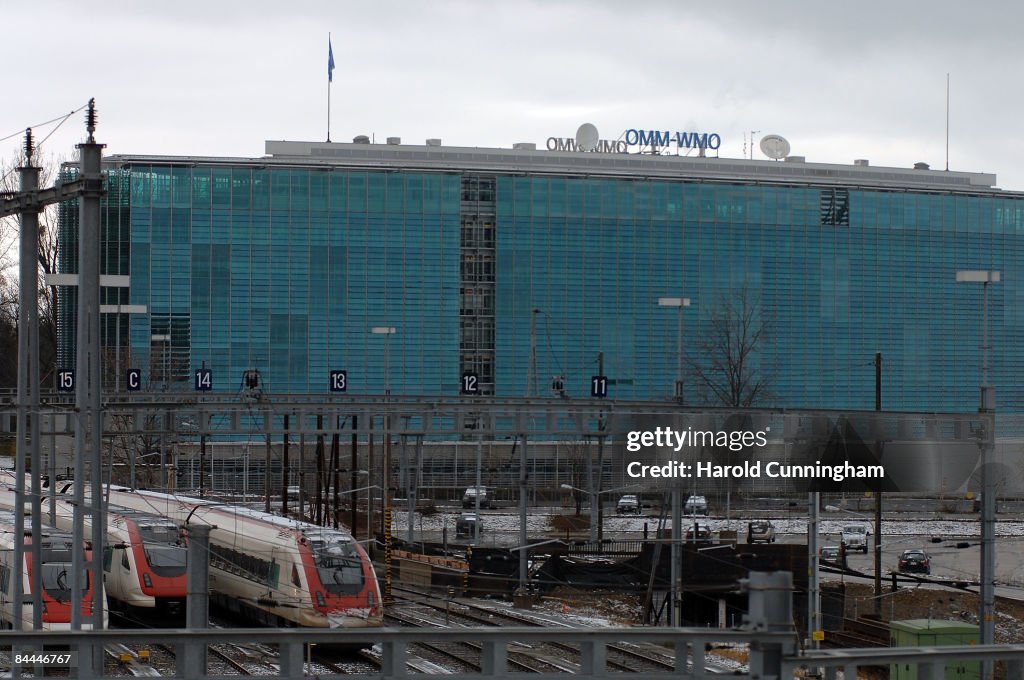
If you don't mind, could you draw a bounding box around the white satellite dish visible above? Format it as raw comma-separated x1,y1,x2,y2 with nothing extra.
759,134,791,160
575,123,599,152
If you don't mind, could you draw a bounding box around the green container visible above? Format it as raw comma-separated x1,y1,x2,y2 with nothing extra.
889,619,980,680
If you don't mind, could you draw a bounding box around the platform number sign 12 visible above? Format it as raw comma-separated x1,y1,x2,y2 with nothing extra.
461,372,480,395
57,370,75,392
330,370,347,392
194,368,213,391
590,375,608,398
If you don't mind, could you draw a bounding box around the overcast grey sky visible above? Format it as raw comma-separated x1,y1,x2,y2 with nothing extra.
6,1,1024,190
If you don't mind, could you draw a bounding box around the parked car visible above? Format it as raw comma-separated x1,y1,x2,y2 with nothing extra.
462,486,491,509
747,520,776,543
840,523,871,553
616,494,641,515
684,522,712,544
684,495,709,516
898,549,931,574
819,545,842,566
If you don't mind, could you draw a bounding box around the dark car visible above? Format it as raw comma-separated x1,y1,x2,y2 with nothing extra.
898,549,931,574
684,522,712,544
747,520,776,544
819,545,841,566
456,513,482,538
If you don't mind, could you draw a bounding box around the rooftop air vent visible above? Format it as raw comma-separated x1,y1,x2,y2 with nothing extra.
512,142,537,151
913,162,930,170
426,138,442,147
854,159,870,167
386,137,401,145
784,155,806,163
353,135,370,144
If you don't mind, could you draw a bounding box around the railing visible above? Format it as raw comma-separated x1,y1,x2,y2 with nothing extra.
785,644,1024,679
6,627,1024,679
1,626,789,679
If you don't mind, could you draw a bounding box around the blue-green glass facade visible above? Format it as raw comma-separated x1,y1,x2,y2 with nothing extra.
117,165,461,394
496,177,1024,411
57,151,1024,415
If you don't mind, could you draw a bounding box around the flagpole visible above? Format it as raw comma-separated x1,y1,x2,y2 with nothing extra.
327,33,332,143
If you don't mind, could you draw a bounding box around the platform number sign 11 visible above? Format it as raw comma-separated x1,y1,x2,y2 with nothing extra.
194,368,213,391
590,375,608,398
330,370,347,392
461,372,480,395
57,370,75,392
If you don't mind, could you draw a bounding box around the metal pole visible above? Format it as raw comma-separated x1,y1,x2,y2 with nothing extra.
980,279,996,679
15,131,41,630
874,352,883,615
670,489,681,625
184,523,212,679
474,432,482,543
809,492,821,650
519,434,529,601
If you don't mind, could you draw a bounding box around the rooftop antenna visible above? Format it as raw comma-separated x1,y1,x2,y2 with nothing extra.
760,134,791,161
945,73,950,171
749,130,760,159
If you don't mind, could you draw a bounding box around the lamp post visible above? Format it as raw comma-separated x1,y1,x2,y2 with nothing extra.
658,296,690,627
956,269,999,675
657,297,691,403
337,482,379,546
372,326,396,602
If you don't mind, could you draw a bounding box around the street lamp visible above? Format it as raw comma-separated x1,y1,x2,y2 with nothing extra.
559,483,644,539
336,483,381,547
657,297,691,403
657,296,690,627
956,269,1000,670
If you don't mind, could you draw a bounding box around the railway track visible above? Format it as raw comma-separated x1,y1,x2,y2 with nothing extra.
390,584,729,674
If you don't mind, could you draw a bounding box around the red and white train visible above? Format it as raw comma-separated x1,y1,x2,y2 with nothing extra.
85,485,383,630
0,508,106,630
0,479,189,626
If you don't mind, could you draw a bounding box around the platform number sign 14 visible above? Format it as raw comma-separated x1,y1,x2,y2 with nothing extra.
461,372,480,395
590,375,608,398
330,370,347,392
194,368,213,391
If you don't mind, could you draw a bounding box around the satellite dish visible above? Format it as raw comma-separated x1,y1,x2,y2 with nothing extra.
759,134,791,160
575,123,599,152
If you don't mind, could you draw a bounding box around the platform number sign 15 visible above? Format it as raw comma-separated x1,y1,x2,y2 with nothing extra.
590,375,608,398
461,372,480,395
57,370,75,392
330,370,347,392
194,368,213,391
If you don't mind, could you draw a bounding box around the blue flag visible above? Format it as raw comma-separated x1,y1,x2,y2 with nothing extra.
328,38,335,83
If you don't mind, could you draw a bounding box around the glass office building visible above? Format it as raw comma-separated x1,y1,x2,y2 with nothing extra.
57,138,1024,414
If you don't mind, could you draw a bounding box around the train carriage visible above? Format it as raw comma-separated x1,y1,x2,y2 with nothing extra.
0,509,106,630
85,486,382,630
0,482,188,625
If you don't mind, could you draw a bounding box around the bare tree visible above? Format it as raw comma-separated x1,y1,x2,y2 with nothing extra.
0,150,64,387
687,285,772,407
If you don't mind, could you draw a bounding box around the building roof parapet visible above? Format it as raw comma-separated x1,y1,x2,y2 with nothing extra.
105,138,1006,195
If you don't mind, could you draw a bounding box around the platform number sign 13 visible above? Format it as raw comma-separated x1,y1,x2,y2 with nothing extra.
461,372,480,395
330,370,347,392
590,375,608,399
194,368,213,391
57,370,75,392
